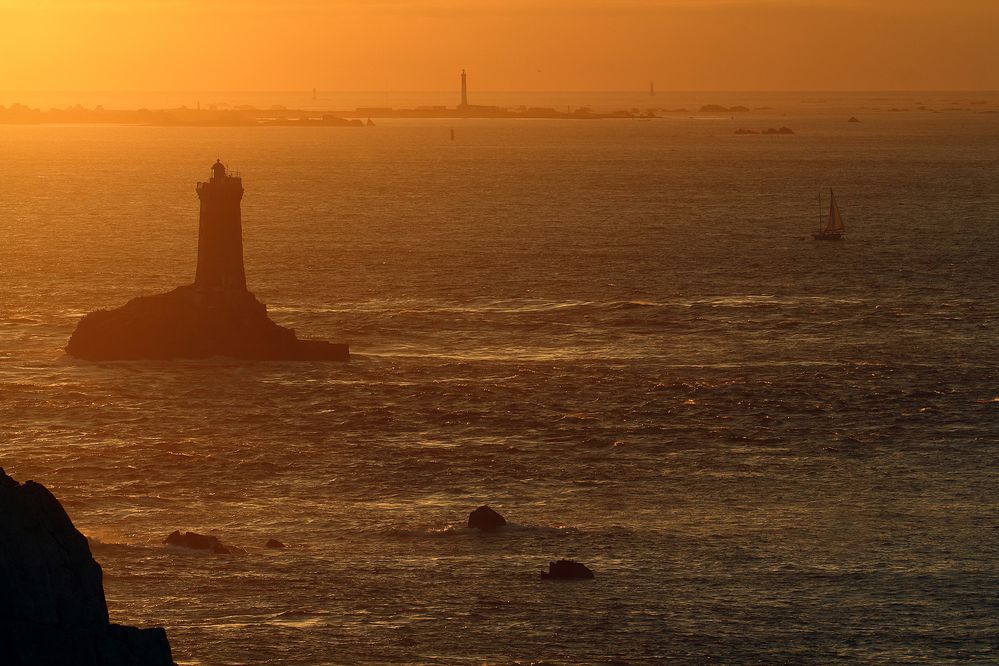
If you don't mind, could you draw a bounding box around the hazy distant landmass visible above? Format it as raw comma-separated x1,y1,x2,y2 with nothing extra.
3,93,993,126
0,102,664,125
734,126,795,135
700,104,750,113
347,104,653,120
0,103,364,127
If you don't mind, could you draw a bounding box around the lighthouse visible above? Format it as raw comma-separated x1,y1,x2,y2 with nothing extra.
67,160,349,361
195,159,246,293
460,69,468,107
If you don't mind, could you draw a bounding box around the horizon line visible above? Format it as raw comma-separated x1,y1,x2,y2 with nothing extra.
3,89,999,95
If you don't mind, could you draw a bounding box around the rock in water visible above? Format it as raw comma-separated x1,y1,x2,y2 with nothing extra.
467,505,507,531
265,539,286,549
65,160,348,362
541,559,595,580
67,285,348,361
0,467,173,665
165,530,233,554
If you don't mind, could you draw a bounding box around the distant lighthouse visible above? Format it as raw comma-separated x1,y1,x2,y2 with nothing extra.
460,69,468,107
195,159,246,292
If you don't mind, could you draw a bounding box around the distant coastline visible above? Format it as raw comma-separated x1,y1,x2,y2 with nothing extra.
0,103,663,126
1,94,995,126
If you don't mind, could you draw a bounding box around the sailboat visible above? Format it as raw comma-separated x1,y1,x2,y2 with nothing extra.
813,189,845,240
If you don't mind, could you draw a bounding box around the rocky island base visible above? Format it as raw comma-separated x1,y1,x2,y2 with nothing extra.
67,285,348,361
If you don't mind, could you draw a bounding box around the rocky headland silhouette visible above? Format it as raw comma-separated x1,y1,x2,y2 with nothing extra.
67,161,348,361
0,468,173,665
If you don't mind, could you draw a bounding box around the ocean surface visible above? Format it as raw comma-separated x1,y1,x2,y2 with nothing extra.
1,92,997,664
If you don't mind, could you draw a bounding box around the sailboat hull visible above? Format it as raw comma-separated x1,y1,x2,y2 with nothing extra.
812,231,843,240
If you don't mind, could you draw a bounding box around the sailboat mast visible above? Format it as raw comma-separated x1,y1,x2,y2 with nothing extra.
828,189,835,231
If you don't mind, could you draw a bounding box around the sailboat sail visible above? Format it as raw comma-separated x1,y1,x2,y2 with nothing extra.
825,190,844,233
813,189,845,240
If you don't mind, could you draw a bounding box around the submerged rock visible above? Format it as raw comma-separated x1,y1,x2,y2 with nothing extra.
165,530,234,554
541,559,594,580
0,467,173,665
265,539,286,549
467,505,507,531
67,285,348,361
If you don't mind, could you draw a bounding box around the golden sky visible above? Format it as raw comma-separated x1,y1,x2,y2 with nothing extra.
1,0,997,92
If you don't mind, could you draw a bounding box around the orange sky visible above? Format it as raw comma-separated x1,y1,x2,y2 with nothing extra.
1,0,997,92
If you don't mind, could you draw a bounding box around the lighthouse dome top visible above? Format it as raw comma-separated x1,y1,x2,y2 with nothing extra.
211,159,226,179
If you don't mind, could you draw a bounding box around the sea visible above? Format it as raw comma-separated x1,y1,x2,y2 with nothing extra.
1,91,997,665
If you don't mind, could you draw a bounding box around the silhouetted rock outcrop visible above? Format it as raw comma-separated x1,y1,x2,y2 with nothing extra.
541,559,594,580
848,116,861,123
165,530,234,554
66,161,348,362
265,539,286,549
68,285,348,361
0,468,173,665
467,505,507,531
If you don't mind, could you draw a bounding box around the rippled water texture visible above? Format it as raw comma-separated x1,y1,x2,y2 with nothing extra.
1,93,998,664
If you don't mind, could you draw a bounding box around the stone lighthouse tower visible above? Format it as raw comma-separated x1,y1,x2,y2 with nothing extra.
195,159,246,292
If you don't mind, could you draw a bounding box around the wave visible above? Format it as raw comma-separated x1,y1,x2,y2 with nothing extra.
385,523,579,538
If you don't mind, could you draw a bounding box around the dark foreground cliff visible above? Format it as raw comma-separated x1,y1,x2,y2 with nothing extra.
0,468,173,665
66,285,349,361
